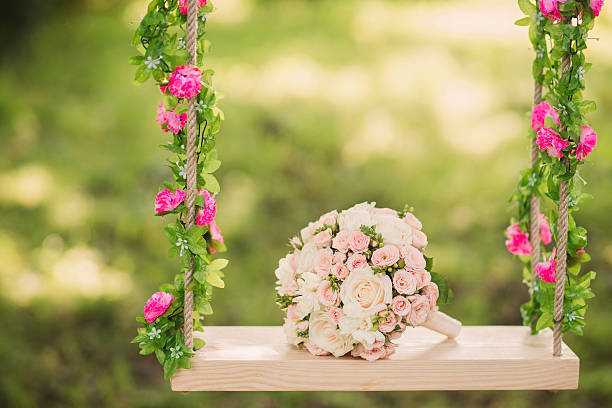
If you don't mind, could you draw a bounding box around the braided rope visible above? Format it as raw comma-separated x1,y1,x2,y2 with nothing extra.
529,79,542,297
183,0,199,350
553,54,571,357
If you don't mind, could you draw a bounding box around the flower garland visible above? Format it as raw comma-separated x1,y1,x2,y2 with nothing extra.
275,203,451,361
129,0,228,380
509,0,602,336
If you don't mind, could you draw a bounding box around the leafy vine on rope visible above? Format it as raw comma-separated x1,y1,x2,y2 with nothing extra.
129,0,227,380
509,0,603,335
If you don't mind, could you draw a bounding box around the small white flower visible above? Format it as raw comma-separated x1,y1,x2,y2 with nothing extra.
176,161,187,180
575,66,586,81
194,100,208,113
201,13,209,22
176,237,189,256
169,346,183,359
177,37,186,50
566,312,584,322
148,327,162,340
145,56,162,70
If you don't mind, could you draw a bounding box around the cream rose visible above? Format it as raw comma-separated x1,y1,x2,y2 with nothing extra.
318,210,338,227
407,294,430,326
373,213,413,247
400,245,426,271
308,311,354,357
337,203,375,231
297,242,317,274
371,245,400,267
340,267,392,317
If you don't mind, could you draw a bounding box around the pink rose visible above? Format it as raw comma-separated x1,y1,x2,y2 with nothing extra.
168,65,203,99
155,189,186,213
537,127,570,158
332,252,347,265
332,230,351,253
349,231,370,253
413,269,431,289
407,295,430,326
392,269,418,295
328,307,344,324
304,339,330,356
591,0,604,17
290,236,301,249
400,245,426,271
377,311,397,333
384,343,396,358
317,281,340,307
144,292,174,323
371,245,400,267
403,212,422,230
313,248,334,276
531,101,560,131
421,282,439,309
281,280,298,296
195,190,217,226
536,249,557,283
346,253,367,271
156,103,187,133
289,250,300,270
296,320,309,332
505,222,531,256
539,214,552,246
356,345,387,362
576,125,597,161
287,303,299,321
391,295,411,316
178,0,207,15
539,0,566,22
412,230,428,250
331,263,350,280
318,210,338,226
314,229,333,248
390,321,406,340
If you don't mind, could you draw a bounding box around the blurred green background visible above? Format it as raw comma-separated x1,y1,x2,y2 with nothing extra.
1,0,611,406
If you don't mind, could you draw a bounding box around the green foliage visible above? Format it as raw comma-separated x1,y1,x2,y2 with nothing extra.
512,0,598,336
130,0,226,380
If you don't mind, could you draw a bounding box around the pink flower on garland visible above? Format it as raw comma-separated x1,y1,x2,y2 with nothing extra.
531,101,560,132
536,127,570,158
539,0,567,21
168,65,203,99
156,103,187,133
155,189,186,213
536,249,557,283
144,292,174,323
178,0,207,15
505,223,531,256
196,190,217,226
209,220,224,254
576,125,597,160
591,0,604,17
539,214,552,245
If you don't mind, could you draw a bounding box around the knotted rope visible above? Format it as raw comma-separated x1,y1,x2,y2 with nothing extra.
552,54,571,357
183,0,199,350
530,79,542,295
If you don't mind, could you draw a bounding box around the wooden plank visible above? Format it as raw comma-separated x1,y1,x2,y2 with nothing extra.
170,326,579,391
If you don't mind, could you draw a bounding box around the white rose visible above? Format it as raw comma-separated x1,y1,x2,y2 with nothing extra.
297,242,318,275
337,202,376,231
300,222,316,244
338,315,385,350
275,255,295,287
340,266,392,317
308,310,355,357
294,272,322,319
373,213,413,246
283,318,301,346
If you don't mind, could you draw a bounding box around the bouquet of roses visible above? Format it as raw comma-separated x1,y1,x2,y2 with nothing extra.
275,202,457,361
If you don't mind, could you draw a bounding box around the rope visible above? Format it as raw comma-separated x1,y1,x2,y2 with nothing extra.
183,0,199,350
553,54,571,357
529,79,542,296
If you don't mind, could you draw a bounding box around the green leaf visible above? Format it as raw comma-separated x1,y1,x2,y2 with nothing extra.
129,55,144,65
430,271,452,304
206,270,225,288
209,258,229,271
134,65,151,84
163,358,179,380
535,311,553,331
424,256,434,272
178,356,191,369
139,343,156,355
203,159,221,173
518,0,536,15
199,302,213,315
194,338,206,350
203,173,220,193
193,270,205,284
514,17,531,26
155,348,166,365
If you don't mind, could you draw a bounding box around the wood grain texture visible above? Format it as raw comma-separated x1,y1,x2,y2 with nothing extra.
170,326,579,391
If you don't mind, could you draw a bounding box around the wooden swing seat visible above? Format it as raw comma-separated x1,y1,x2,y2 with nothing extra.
171,325,579,391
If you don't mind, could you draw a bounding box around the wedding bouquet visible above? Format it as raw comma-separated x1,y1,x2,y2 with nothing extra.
275,202,453,361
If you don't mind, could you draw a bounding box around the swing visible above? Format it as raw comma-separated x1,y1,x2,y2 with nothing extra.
132,0,598,392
